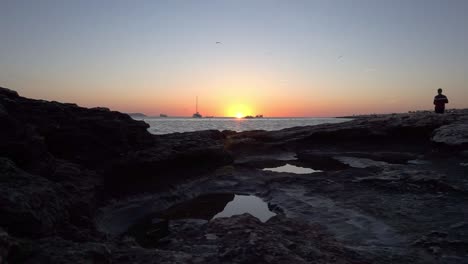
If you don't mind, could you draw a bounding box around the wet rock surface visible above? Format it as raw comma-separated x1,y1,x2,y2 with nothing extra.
1,86,468,263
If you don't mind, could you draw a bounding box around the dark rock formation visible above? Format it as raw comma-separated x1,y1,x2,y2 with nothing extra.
225,112,467,154
127,112,147,118
0,87,154,170
105,130,232,195
0,158,69,238
0,87,233,263
158,214,369,263
160,193,235,220
432,122,468,148
0,228,15,263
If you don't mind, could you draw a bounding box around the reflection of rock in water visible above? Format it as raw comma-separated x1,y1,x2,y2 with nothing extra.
126,217,169,248
161,193,235,220
125,193,235,247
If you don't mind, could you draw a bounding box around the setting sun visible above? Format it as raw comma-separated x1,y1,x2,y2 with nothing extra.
226,104,254,118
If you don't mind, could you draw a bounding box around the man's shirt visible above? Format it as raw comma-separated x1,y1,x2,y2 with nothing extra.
434,94,449,109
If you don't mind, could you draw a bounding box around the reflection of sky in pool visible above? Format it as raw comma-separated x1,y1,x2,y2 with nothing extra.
213,195,276,222
263,163,321,174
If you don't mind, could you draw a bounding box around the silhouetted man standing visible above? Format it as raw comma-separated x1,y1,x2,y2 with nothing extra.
433,88,448,114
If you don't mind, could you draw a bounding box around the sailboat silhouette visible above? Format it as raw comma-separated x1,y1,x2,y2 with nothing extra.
192,96,202,118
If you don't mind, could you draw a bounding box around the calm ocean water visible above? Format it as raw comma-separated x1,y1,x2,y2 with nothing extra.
136,117,352,135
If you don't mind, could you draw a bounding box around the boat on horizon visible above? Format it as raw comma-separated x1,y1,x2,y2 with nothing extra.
244,114,264,119
192,96,202,118
160,113,168,117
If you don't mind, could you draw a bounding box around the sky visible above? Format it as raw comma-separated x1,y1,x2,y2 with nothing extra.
1,0,467,117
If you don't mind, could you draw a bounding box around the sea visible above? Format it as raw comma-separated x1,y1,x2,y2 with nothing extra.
134,117,352,135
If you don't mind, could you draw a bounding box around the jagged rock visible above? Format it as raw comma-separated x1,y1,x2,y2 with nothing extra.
226,113,463,153
296,151,350,170
351,166,461,193
125,217,169,248
0,108,56,176
7,236,198,264
158,214,368,264
112,247,195,264
0,87,19,98
161,193,235,220
0,228,15,264
334,156,390,168
0,102,7,116
432,123,468,148
412,231,468,259
297,150,419,170
105,130,233,194
50,161,104,240
0,85,233,200
11,238,112,264
0,90,154,169
0,158,69,238
0,157,103,242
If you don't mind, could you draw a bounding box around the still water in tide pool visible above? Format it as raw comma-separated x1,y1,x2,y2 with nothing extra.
126,194,276,247
263,164,321,174
158,193,276,223
212,195,276,222
134,117,351,135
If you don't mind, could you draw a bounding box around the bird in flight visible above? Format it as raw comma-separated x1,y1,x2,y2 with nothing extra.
216,41,222,44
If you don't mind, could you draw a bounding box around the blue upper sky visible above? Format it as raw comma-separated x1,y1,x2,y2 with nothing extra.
1,0,467,116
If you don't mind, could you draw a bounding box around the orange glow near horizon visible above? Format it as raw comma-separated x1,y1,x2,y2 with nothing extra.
7,50,467,118
11,73,468,118
13,81,446,118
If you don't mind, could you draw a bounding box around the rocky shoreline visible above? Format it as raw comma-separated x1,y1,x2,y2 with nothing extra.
1,86,467,263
